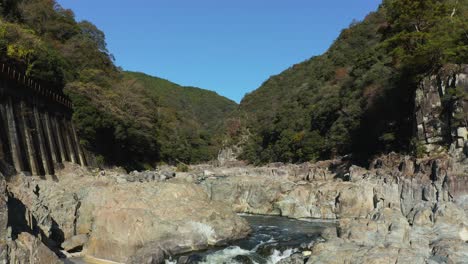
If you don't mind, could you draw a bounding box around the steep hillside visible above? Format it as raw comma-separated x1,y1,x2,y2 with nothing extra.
0,0,236,169
239,0,468,164
124,72,237,130
123,72,238,164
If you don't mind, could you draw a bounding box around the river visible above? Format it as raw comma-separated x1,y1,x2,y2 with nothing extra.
68,215,335,264
165,215,335,264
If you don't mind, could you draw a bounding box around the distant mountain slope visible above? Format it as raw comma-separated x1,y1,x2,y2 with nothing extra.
124,72,237,130
239,0,468,164
122,72,237,164
68,71,237,168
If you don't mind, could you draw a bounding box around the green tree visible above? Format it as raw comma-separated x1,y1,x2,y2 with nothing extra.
383,0,468,74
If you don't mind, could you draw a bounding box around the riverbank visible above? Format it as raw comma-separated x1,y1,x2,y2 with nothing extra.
1,164,251,263
191,154,468,263
1,152,467,263
162,214,335,264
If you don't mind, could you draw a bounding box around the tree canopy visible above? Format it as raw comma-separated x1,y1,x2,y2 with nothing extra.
0,0,237,169
238,0,467,164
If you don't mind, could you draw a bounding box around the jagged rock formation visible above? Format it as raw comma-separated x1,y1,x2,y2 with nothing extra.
0,173,7,263
2,163,250,264
0,172,63,264
196,155,467,219
415,65,468,153
1,152,467,263
186,153,468,263
217,147,242,166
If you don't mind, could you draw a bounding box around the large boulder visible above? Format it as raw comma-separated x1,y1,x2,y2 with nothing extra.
202,175,295,215
307,239,427,264
337,208,410,247
80,182,250,263
334,183,374,218
6,176,81,243
275,183,339,219
5,164,251,264
6,232,62,264
306,201,468,264
275,182,374,219
203,175,376,220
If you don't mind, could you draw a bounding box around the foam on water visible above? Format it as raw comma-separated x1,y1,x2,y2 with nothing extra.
162,215,335,264
196,246,296,264
266,248,297,264
254,239,276,251
199,246,252,264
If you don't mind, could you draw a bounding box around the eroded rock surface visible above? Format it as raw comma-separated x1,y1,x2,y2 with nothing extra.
3,164,250,264
185,153,468,264
1,152,467,264
83,182,250,263
0,173,63,264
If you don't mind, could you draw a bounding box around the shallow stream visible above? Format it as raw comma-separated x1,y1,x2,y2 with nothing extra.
68,215,335,264
165,215,335,264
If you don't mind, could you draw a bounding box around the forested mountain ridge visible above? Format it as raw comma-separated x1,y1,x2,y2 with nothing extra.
0,0,237,169
238,0,468,164
0,0,466,169
123,72,238,164
124,72,237,130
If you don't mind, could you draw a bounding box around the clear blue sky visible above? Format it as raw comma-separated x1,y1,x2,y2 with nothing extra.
57,0,382,103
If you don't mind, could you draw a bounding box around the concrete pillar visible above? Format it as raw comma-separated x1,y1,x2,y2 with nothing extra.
52,115,68,162
71,124,86,166
0,127,4,162
62,119,77,164
5,98,24,173
19,101,40,176
0,104,6,162
32,105,53,175
0,103,12,167
43,111,59,164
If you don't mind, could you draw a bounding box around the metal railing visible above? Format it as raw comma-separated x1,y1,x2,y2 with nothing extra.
0,63,73,109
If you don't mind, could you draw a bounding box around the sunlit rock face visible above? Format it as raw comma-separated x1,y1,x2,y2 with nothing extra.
0,173,64,264
3,164,250,264
415,65,468,153
2,151,468,264
82,182,250,263
192,153,468,264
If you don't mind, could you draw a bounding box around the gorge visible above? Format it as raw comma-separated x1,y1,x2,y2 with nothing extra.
1,152,468,263
1,0,468,263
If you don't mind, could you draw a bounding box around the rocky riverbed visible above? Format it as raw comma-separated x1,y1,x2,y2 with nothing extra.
1,152,468,263
162,214,334,264
0,165,250,263
185,154,467,263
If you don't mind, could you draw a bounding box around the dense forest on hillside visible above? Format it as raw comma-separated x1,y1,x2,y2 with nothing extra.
239,0,468,164
123,72,237,164
0,0,236,169
0,0,466,168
